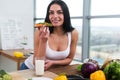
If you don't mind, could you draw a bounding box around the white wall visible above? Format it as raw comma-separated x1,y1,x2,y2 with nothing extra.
0,0,34,50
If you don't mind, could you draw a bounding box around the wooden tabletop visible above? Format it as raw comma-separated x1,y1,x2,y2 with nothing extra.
49,64,80,75
9,64,81,80
0,49,27,61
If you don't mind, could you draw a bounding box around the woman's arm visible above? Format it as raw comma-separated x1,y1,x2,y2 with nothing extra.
33,27,50,65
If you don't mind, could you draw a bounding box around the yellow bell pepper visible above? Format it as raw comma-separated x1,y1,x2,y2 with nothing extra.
54,75,68,80
90,70,106,80
13,51,24,58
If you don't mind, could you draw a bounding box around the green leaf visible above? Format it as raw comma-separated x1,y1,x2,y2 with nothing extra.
77,64,82,71
0,70,7,76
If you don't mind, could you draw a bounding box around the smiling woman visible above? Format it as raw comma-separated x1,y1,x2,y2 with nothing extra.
35,0,83,62
20,0,79,70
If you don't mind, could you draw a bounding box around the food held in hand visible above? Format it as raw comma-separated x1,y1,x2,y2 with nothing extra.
35,22,53,28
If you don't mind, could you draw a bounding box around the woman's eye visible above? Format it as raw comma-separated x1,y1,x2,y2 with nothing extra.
57,11,63,14
49,11,54,15
49,11,63,15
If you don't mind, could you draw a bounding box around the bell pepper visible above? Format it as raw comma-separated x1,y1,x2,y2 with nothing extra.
54,74,68,80
90,70,106,80
13,51,24,58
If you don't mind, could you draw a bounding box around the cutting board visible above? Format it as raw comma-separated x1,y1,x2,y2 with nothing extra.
9,72,25,80
9,69,58,80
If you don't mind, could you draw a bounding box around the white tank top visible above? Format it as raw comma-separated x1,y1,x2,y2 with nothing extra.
46,32,71,60
25,32,71,69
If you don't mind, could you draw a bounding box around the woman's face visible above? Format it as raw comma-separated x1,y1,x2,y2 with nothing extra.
49,4,64,27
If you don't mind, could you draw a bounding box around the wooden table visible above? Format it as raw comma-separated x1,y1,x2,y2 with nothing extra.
48,64,80,75
9,64,80,80
0,49,31,70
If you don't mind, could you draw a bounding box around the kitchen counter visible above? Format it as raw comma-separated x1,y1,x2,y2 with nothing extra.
9,64,80,80
0,49,32,70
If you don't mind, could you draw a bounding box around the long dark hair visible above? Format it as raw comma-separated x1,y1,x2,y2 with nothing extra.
45,0,74,33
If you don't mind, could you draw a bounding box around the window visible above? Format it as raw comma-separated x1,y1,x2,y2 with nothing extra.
90,18,120,64
90,0,120,64
91,0,120,15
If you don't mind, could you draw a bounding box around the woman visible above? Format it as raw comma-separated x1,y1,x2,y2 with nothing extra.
20,0,78,70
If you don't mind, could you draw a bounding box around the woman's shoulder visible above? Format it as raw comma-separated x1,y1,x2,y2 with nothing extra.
71,29,79,41
71,29,79,36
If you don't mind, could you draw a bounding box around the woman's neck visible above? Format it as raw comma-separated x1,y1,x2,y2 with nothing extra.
53,27,65,36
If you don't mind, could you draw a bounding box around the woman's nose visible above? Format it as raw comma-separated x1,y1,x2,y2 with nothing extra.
53,12,58,17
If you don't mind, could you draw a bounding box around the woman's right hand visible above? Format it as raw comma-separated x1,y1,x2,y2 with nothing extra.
38,26,50,42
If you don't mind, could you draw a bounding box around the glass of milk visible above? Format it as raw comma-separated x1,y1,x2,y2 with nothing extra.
35,57,45,76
